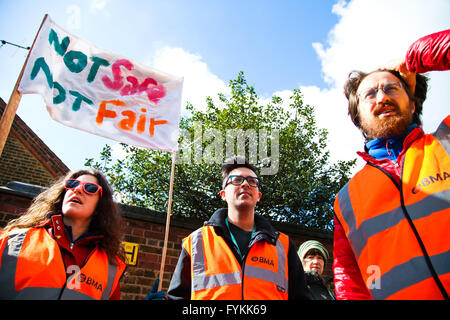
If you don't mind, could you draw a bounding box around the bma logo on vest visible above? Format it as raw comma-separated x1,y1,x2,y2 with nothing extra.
79,273,103,291
251,256,275,266
412,171,449,194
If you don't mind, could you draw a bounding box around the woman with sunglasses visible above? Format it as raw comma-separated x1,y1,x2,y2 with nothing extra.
0,169,126,300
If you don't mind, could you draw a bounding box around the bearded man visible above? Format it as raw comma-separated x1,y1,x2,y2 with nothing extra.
333,29,450,300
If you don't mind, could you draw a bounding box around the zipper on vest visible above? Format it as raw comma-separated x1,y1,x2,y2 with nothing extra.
366,162,401,190
241,258,246,300
241,246,251,300
239,231,267,300
57,277,68,300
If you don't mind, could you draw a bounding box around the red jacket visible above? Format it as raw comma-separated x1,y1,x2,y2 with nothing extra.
406,29,450,73
333,29,450,300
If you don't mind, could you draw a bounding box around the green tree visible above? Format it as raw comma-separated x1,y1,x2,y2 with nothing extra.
86,72,355,231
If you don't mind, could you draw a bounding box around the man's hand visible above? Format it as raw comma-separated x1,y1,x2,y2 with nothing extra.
380,58,416,95
144,278,167,300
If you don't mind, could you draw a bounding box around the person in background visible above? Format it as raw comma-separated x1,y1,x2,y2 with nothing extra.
0,169,126,299
298,240,335,300
167,156,310,300
334,29,449,300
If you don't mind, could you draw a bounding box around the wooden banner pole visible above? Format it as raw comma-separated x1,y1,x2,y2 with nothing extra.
158,151,177,291
0,14,48,157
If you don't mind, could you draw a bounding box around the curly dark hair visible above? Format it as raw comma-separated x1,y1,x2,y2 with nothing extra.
3,169,124,264
343,69,429,139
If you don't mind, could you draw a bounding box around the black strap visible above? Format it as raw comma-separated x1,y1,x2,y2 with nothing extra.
399,182,449,300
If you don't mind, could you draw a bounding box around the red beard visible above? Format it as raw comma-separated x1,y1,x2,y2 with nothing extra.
360,102,414,140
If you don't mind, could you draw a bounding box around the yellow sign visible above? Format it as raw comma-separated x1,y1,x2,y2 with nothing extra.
122,241,139,265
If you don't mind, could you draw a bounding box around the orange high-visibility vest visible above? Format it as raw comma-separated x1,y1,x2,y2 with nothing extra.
0,227,125,300
184,225,290,300
334,116,450,300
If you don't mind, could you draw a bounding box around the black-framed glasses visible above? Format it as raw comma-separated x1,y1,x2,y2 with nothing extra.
225,175,260,188
357,81,403,102
65,179,103,197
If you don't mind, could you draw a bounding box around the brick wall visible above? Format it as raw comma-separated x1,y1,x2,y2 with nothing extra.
0,133,57,187
119,208,197,299
0,184,333,300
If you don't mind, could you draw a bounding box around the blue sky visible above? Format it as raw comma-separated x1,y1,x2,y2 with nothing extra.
1,0,449,173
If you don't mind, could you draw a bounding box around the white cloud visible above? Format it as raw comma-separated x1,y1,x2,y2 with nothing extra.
148,47,230,113
300,86,363,166
139,0,450,175
302,0,450,172
316,0,450,89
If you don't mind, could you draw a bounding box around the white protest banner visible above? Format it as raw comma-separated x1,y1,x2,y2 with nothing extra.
18,15,183,152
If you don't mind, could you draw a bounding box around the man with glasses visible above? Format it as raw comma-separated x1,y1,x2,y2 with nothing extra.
333,30,450,300
167,156,311,300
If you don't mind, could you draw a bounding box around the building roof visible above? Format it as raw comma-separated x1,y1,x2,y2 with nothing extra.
0,97,69,185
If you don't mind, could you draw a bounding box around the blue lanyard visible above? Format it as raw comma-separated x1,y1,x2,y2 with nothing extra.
225,217,256,259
